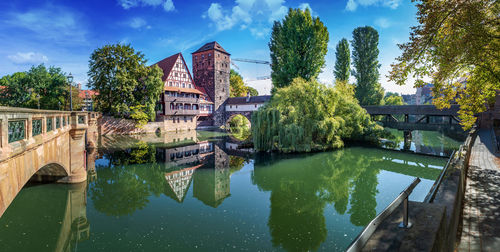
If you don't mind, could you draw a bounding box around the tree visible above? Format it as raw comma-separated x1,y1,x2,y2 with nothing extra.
383,95,405,106
247,86,259,96
351,26,384,105
230,69,259,97
384,92,400,98
389,0,500,129
0,64,80,110
252,77,383,153
334,38,351,82
230,69,247,97
87,44,163,120
269,8,329,92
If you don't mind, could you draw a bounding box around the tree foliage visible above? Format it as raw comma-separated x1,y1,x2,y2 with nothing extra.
383,95,405,106
230,69,259,97
334,38,351,82
389,0,500,129
351,26,384,105
269,8,329,92
252,77,383,153
88,43,164,120
0,64,81,110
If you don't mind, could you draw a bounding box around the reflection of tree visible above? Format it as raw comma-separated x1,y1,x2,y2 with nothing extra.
229,156,246,174
252,149,381,251
90,142,161,216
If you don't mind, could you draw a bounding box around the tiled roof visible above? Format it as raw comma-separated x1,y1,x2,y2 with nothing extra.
78,90,98,98
192,41,230,55
164,86,204,95
152,53,180,82
226,95,271,105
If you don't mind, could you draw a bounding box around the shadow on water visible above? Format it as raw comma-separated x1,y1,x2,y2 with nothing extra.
0,130,454,252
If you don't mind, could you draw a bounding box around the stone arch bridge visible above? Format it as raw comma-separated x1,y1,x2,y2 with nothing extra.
224,95,271,128
0,107,99,217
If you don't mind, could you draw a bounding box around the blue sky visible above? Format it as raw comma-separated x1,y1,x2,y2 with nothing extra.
0,0,419,95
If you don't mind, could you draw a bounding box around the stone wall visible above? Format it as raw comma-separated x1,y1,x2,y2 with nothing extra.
98,115,201,135
164,115,197,132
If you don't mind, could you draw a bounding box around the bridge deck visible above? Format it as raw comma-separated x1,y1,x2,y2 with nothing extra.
364,105,460,116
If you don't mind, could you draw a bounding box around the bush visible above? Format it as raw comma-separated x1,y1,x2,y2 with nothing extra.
252,78,384,153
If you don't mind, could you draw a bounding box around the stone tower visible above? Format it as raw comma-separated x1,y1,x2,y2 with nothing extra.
192,42,230,126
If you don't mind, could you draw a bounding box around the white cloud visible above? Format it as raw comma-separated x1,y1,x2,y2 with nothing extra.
163,0,175,11
129,17,147,29
298,3,313,14
204,0,309,37
375,17,391,28
7,52,48,65
345,0,401,11
4,5,87,45
118,0,175,12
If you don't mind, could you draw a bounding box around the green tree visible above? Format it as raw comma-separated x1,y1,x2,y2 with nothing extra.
389,0,500,129
351,26,384,105
384,92,400,98
230,70,259,97
0,64,81,110
247,86,259,96
230,69,248,97
334,38,351,82
87,44,163,120
383,95,405,106
252,77,383,153
269,8,329,92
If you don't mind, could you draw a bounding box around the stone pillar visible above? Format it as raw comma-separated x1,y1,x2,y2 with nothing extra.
403,130,412,151
58,112,88,183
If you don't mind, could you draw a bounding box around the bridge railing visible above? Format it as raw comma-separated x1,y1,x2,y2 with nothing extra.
0,107,89,159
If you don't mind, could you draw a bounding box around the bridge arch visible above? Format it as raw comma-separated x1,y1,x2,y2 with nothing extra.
225,112,252,130
30,162,69,183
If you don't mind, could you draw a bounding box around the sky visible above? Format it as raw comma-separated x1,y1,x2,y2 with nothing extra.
0,0,420,95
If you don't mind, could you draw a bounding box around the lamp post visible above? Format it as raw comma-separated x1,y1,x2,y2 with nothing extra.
67,73,73,111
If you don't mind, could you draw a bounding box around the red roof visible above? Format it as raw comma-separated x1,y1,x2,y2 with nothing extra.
79,90,98,98
192,41,230,55
153,53,180,82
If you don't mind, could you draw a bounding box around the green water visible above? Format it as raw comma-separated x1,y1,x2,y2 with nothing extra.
0,132,448,252
382,129,464,156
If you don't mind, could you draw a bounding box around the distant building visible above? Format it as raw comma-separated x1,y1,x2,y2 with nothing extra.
402,94,416,105
416,83,434,105
77,84,98,111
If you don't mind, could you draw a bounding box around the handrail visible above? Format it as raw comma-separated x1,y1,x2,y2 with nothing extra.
346,177,421,252
424,150,456,203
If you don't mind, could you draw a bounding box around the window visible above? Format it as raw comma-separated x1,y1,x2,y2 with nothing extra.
255,104,257,108
190,117,193,122
175,73,178,77
208,53,211,56
169,82,173,86
189,84,192,88
202,54,204,59
176,83,179,87
195,56,197,60
182,83,186,88
230,105,232,108
173,117,176,123
183,74,186,78
184,116,187,122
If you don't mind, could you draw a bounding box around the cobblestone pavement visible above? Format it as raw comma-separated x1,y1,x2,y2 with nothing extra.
457,129,500,252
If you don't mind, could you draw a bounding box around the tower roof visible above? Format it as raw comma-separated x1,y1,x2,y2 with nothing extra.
192,41,230,55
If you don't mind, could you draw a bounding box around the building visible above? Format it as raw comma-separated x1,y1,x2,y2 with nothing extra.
153,41,231,131
416,83,434,105
153,52,214,131
192,42,231,126
78,88,98,111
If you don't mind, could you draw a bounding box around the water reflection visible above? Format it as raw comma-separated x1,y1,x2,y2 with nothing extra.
383,129,464,156
0,131,451,252
0,183,88,252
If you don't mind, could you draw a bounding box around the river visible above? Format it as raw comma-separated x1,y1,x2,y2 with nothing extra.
0,130,457,251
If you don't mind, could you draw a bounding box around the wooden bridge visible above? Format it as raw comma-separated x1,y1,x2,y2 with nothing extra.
0,107,99,217
363,105,461,131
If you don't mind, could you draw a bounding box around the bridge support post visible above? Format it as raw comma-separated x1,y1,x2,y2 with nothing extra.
58,112,88,183
403,130,412,151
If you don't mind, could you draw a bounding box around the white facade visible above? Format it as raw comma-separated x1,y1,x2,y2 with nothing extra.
225,103,264,112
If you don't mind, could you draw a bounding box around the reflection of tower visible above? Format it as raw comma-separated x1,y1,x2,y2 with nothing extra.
57,183,90,252
86,147,98,182
193,144,230,207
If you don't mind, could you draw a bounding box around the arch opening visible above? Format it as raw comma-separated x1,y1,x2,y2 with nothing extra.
227,114,251,141
29,163,69,184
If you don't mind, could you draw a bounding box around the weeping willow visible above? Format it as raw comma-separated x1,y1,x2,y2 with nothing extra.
252,78,384,153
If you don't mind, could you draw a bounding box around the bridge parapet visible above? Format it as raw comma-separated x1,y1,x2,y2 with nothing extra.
0,106,96,217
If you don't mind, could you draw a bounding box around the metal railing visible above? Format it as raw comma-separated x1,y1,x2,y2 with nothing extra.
346,177,421,252
424,150,456,203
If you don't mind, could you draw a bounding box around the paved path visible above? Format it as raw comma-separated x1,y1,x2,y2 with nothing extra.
457,129,500,252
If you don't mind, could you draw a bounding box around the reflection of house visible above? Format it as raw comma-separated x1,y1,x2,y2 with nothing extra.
164,165,200,202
